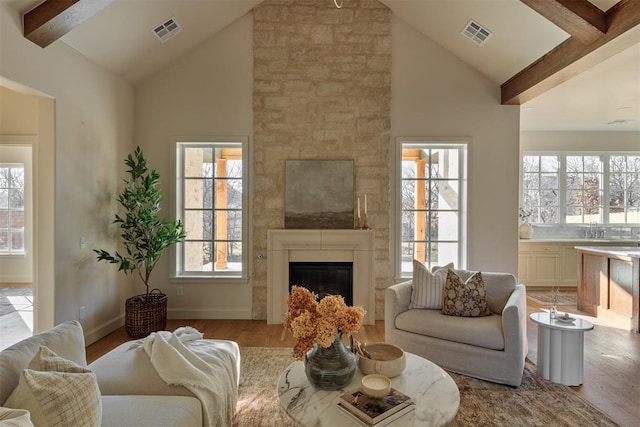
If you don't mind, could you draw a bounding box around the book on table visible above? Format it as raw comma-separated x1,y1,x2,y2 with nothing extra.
336,402,415,427
336,387,414,426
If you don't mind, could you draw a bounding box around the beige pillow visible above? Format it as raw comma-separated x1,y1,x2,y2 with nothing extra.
4,347,101,427
27,346,89,373
410,260,453,309
442,270,491,317
0,407,34,427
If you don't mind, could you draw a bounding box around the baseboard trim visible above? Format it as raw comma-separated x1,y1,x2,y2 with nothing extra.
83,315,124,346
0,277,32,284
168,308,252,319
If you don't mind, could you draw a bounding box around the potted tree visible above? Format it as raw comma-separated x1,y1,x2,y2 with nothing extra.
95,146,186,338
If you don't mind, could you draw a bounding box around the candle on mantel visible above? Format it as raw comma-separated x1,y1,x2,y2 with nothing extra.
364,194,367,215
357,197,361,218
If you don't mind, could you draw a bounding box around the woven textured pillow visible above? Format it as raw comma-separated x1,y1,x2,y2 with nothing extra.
0,407,34,427
409,260,453,309
27,346,89,373
442,269,491,317
4,346,101,427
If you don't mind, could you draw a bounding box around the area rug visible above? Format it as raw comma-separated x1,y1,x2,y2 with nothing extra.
233,347,619,427
527,292,577,306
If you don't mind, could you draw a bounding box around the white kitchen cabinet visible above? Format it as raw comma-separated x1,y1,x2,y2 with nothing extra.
531,243,561,285
562,246,578,284
518,242,532,284
518,241,638,288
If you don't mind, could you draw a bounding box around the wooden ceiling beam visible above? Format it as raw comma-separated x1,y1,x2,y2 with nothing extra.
521,0,606,44
24,0,114,48
502,0,640,105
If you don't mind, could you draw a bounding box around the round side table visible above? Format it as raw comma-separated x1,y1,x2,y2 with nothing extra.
530,312,594,386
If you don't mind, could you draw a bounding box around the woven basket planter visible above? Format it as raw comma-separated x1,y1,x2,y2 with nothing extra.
125,290,167,339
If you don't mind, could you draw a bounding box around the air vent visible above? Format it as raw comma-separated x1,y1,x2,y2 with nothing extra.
461,19,492,46
153,17,182,43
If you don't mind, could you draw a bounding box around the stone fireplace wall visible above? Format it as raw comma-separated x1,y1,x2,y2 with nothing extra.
252,0,392,320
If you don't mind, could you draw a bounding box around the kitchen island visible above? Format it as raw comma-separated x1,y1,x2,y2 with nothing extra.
575,246,640,332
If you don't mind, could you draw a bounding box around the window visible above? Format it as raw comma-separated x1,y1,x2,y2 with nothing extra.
397,141,468,276
174,139,248,279
522,155,559,223
0,165,25,255
522,153,640,225
609,155,640,223
566,155,603,223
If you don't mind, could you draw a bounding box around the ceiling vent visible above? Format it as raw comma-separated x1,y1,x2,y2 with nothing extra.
461,19,492,46
153,17,182,43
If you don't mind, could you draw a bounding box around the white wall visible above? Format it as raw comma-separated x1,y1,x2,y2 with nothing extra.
391,16,521,274
521,131,640,151
0,87,37,283
0,3,135,341
135,13,254,319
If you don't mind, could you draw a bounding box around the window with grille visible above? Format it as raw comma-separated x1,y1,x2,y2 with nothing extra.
521,153,639,225
609,155,640,224
522,155,560,224
174,140,247,279
0,165,25,255
397,141,468,276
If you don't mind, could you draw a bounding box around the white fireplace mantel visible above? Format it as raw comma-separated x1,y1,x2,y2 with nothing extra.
267,229,375,325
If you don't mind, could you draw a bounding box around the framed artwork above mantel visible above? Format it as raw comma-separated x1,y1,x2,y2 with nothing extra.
285,159,354,229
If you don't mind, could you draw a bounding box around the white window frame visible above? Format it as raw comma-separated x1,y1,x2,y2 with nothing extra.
171,137,249,283
0,163,26,256
394,138,469,279
521,151,640,226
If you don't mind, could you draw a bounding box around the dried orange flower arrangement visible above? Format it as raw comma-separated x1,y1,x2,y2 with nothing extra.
284,285,366,360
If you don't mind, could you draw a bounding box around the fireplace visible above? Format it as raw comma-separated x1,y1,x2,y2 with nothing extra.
289,262,353,305
267,229,375,324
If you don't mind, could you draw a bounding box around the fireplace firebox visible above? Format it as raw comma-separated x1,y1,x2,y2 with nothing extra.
289,262,353,305
266,229,374,325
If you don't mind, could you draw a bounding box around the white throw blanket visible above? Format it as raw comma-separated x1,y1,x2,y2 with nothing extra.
142,327,237,427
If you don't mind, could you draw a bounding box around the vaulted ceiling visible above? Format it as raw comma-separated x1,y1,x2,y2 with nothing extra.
3,0,639,132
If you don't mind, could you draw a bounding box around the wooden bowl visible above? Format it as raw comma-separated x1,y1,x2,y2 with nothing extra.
361,374,391,398
357,343,406,378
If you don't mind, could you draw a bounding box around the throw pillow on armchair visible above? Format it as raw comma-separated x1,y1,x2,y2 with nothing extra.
442,270,491,317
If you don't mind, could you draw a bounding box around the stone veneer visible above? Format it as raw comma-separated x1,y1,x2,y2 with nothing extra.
252,0,392,320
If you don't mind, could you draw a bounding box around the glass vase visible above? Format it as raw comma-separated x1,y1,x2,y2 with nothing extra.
550,287,559,318
304,332,357,390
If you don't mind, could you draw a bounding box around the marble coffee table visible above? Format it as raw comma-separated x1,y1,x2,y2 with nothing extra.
277,352,460,426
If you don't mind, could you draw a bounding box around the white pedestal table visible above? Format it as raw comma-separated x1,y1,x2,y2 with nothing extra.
530,312,594,386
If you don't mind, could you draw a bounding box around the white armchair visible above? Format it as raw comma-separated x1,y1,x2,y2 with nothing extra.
385,271,528,387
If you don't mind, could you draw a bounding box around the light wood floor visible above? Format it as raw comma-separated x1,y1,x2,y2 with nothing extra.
86,293,639,427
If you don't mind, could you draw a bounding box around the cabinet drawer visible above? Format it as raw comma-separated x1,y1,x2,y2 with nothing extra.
532,243,561,253
519,242,533,253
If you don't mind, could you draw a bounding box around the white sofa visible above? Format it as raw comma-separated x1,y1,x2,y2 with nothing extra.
0,321,240,426
385,271,528,386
